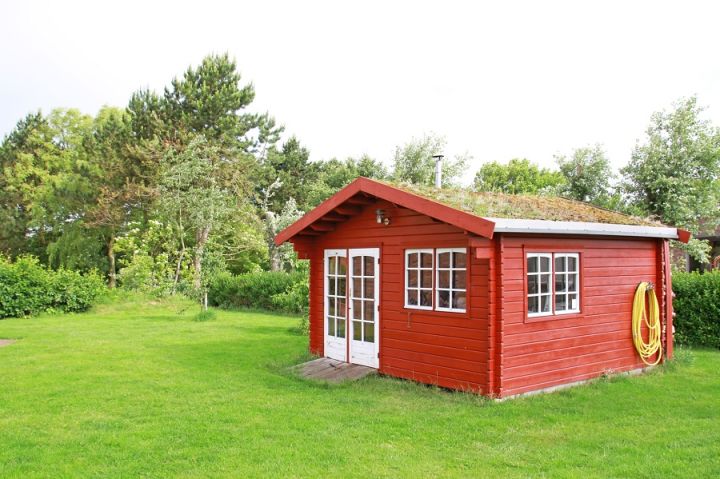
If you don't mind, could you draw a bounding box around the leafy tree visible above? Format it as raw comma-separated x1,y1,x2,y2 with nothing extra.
391,134,467,187
622,97,720,263
304,155,388,208
555,145,614,204
473,158,566,194
158,135,241,309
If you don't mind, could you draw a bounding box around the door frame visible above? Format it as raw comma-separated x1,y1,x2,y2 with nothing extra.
323,248,347,362
348,247,380,368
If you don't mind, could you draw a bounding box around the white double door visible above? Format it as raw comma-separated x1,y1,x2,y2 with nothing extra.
324,248,379,368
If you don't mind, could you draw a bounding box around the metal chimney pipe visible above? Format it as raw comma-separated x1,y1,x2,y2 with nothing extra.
432,154,444,188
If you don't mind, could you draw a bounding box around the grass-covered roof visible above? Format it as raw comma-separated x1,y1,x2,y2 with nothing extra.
382,181,661,227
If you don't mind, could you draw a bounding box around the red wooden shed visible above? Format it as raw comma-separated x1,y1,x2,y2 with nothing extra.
275,178,690,398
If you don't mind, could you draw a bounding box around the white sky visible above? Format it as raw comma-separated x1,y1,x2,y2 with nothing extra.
2,0,720,184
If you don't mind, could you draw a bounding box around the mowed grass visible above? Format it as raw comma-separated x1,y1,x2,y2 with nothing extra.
0,297,718,478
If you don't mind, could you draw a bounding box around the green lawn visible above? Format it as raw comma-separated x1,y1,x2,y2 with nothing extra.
0,297,718,478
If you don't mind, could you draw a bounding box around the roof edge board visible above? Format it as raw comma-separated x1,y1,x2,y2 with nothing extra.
487,218,684,240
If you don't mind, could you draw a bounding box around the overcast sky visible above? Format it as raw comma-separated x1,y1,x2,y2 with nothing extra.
2,0,720,183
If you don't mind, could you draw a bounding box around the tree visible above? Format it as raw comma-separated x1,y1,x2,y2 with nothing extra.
391,134,467,187
555,145,614,204
304,155,388,208
473,158,566,194
622,96,720,263
158,135,237,309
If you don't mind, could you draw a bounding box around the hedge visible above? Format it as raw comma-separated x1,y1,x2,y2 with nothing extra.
0,256,106,319
672,271,720,348
209,270,308,314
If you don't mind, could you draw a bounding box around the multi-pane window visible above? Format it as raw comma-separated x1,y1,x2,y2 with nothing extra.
351,255,376,343
326,254,347,337
404,247,467,313
405,249,433,309
526,252,580,317
527,253,552,316
554,253,579,314
436,248,467,312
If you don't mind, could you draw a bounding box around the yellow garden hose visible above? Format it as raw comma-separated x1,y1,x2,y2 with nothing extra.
632,282,662,366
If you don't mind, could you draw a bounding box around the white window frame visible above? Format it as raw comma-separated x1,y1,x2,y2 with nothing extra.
527,253,553,318
435,247,467,313
404,249,434,310
554,253,580,315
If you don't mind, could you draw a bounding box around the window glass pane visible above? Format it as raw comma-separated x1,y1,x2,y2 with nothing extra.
541,295,551,313
438,290,450,308
353,256,362,275
540,256,550,271
352,300,362,320
421,270,432,288
438,252,451,268
421,252,433,268
337,278,346,296
527,256,538,273
438,270,450,288
555,274,566,293
338,257,347,275
337,317,346,338
540,274,550,294
453,271,466,289
569,294,578,310
452,291,466,310
528,296,539,313
420,290,432,307
528,275,538,294
353,321,362,340
363,321,374,343
328,316,335,336
408,252,418,268
363,301,374,321
329,279,336,296
555,256,566,273
567,256,577,272
364,256,374,276
556,294,567,311
364,278,374,298
352,278,361,297
407,290,418,306
329,257,336,274
408,270,418,288
568,274,577,292
453,252,467,268
337,298,346,318
329,298,336,316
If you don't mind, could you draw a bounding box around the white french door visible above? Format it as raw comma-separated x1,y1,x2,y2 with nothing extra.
324,249,347,361
348,248,379,368
324,247,380,368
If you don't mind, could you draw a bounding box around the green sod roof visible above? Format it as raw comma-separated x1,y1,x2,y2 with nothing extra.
381,181,661,227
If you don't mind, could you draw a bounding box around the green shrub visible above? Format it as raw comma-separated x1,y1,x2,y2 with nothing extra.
209,270,308,313
0,255,105,319
672,271,720,348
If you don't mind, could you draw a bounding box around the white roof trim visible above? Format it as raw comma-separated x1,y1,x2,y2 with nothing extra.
487,218,679,240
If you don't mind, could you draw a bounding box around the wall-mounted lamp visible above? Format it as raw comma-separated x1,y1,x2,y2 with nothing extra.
376,209,391,225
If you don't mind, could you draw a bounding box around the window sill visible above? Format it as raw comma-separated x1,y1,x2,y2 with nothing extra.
525,311,583,323
402,307,470,319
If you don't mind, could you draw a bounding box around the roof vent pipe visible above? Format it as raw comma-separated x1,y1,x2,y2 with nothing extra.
432,154,444,188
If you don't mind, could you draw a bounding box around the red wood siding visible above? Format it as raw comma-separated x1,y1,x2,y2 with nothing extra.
497,235,659,397
309,200,492,393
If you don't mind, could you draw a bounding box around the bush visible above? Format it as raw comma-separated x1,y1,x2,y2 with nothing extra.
672,271,720,348
0,256,105,319
209,270,308,313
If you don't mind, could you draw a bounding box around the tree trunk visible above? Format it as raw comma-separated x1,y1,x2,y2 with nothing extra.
269,244,282,272
193,226,210,290
107,236,116,289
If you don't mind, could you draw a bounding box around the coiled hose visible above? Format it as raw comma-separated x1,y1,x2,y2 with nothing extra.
632,282,662,366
